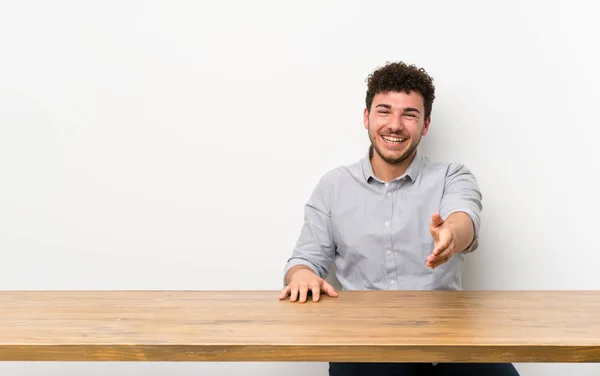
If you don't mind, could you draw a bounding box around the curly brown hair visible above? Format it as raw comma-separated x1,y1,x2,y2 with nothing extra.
365,61,436,119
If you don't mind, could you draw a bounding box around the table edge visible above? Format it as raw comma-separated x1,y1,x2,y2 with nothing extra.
1,344,599,362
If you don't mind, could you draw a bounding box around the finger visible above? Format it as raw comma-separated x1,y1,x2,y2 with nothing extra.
430,253,452,269
432,235,452,256
289,285,299,302
310,282,321,302
428,242,454,264
279,286,290,300
298,284,309,303
426,249,451,267
322,281,338,297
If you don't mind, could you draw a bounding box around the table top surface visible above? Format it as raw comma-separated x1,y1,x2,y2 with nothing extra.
0,290,599,362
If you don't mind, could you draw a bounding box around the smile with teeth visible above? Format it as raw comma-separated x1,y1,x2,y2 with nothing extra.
382,135,406,144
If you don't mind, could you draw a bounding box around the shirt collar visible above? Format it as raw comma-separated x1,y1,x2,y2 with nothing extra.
361,145,423,184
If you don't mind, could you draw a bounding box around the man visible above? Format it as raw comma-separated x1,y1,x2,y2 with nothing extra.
279,62,520,376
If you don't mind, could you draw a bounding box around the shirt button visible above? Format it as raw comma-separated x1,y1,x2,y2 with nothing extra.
387,192,391,197
390,280,396,285
386,250,392,255
384,221,389,226
385,183,389,187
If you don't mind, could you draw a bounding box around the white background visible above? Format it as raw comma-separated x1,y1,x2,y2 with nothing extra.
1,1,599,375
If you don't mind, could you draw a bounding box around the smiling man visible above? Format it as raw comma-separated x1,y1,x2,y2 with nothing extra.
279,62,519,376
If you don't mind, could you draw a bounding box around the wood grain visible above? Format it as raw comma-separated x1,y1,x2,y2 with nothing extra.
0,290,599,362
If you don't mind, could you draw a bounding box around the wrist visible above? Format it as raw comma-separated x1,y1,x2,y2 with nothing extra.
446,212,475,253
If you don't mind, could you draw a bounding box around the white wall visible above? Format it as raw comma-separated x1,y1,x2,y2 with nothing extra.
1,1,599,375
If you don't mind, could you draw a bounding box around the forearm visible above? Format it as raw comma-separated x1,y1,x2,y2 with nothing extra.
284,172,336,286
446,212,475,253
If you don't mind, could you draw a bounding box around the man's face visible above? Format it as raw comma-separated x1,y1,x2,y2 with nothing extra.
364,91,430,165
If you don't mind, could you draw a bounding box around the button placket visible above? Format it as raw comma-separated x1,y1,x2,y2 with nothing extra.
382,181,397,290
384,181,393,229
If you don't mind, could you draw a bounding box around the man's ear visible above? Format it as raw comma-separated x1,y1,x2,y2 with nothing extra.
363,108,369,130
421,116,431,136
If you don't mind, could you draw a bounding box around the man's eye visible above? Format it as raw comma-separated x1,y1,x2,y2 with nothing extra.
378,110,390,114
405,114,417,117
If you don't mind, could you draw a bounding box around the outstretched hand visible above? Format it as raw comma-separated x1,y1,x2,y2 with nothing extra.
426,212,457,269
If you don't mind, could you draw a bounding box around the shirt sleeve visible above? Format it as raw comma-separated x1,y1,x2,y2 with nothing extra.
439,163,483,253
283,171,337,285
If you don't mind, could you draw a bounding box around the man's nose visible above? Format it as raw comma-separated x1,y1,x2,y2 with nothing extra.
388,114,404,131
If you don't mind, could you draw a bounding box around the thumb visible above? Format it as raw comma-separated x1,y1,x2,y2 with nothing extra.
430,212,444,229
322,281,338,297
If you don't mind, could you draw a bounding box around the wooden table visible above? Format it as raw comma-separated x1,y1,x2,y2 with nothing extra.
0,290,599,362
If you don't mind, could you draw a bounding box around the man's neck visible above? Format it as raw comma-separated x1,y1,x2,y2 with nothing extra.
370,150,416,183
